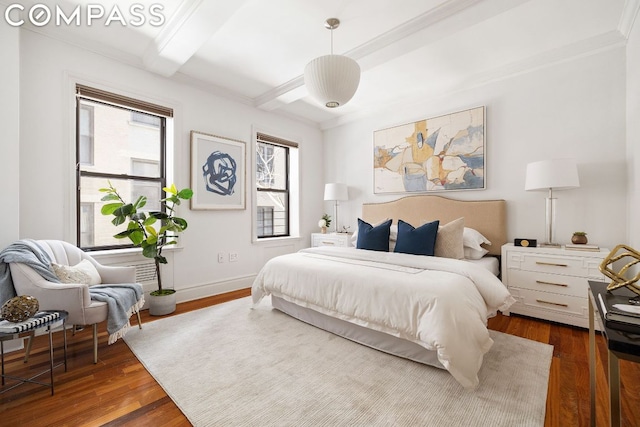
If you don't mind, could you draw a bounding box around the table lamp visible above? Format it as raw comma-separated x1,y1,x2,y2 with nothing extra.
324,183,348,233
525,158,580,247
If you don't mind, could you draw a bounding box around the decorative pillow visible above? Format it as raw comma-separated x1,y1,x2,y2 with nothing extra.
351,222,397,245
464,246,489,260
356,218,392,252
52,259,102,286
434,217,465,259
394,219,439,256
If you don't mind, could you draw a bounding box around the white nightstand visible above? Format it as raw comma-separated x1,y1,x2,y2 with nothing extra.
501,243,608,329
311,233,352,248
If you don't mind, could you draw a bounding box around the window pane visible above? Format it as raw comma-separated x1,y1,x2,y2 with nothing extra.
131,158,160,178
131,111,161,127
256,143,287,190
79,176,162,248
80,203,94,247
79,105,94,165
79,99,162,176
257,191,288,237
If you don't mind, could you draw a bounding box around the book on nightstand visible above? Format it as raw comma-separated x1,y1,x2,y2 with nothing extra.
597,292,640,333
565,244,600,251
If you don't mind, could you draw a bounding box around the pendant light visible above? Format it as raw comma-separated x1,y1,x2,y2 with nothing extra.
304,18,361,108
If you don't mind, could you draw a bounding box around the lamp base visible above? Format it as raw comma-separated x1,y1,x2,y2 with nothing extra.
540,242,561,248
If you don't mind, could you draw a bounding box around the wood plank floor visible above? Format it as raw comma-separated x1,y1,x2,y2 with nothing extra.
1,288,638,426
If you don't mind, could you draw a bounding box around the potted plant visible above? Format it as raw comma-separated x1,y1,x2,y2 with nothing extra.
571,231,588,245
100,181,193,315
318,214,331,233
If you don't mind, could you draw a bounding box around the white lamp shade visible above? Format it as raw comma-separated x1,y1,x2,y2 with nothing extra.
304,54,360,108
324,183,348,201
525,158,580,191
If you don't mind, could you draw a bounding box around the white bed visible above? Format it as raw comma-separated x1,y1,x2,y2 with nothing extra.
252,196,514,388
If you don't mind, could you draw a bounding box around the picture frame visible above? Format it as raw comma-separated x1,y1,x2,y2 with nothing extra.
373,106,486,194
190,131,246,210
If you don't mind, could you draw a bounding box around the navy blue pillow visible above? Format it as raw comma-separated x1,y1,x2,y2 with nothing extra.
393,219,439,256
356,218,392,252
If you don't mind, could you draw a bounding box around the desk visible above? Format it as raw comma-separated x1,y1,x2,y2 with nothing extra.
0,311,68,396
588,281,640,427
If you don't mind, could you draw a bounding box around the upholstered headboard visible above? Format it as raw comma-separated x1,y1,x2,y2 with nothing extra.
361,195,507,256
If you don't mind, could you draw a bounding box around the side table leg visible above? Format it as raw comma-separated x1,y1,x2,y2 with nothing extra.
63,319,68,372
48,327,55,396
1,340,4,386
589,298,596,427
609,350,621,427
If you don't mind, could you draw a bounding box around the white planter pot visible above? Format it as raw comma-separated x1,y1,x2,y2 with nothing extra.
148,291,176,316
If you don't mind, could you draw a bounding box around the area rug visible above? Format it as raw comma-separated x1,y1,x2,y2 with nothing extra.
124,297,552,426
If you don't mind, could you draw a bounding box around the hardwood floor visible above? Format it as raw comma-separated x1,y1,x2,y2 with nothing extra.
1,289,638,426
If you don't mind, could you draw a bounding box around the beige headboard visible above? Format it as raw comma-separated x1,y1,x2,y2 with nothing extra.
361,195,507,256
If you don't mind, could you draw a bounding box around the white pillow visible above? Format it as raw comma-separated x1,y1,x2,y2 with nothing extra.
463,227,491,251
52,259,102,286
464,246,489,260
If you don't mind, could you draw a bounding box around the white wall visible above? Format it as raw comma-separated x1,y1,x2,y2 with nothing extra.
324,47,628,250
628,16,640,249
16,30,324,301
0,22,20,248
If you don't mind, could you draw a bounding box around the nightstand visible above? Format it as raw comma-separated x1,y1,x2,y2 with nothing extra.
311,233,352,248
501,243,608,329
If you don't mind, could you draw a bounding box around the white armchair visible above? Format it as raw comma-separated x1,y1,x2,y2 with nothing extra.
8,240,142,363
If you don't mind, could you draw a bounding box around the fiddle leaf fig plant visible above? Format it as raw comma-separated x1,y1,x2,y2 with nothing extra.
100,181,193,295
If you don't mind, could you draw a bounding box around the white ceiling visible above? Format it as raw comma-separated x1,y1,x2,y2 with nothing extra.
11,0,638,129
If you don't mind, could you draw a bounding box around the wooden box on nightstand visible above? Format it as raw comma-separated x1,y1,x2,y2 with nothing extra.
311,233,352,248
501,243,608,329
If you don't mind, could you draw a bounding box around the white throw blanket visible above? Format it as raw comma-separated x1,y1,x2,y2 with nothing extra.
252,247,515,389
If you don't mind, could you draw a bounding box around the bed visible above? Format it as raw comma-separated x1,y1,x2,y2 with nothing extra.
252,195,514,388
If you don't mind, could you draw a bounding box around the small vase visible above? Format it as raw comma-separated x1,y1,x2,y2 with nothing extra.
321,227,327,234
571,234,588,244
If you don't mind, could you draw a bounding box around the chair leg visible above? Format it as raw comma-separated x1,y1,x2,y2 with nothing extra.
23,331,35,363
93,324,98,364
136,310,142,329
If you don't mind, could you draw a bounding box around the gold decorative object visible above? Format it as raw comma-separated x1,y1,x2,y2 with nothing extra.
1,295,39,323
599,244,640,295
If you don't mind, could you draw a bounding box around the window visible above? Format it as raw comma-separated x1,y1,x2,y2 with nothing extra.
75,85,172,250
255,133,298,238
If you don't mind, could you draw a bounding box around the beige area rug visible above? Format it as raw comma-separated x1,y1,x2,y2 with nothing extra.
124,297,552,427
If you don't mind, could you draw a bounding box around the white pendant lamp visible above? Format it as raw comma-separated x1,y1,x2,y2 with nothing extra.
304,18,360,108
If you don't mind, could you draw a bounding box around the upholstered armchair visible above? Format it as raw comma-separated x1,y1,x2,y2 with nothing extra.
8,240,142,363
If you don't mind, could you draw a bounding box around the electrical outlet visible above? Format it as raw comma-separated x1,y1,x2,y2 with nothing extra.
218,252,226,263
229,252,238,262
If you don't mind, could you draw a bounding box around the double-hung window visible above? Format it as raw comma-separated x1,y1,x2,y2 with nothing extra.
256,133,298,238
75,85,172,250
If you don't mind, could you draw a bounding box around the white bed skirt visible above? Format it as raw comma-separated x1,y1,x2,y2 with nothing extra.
271,295,444,369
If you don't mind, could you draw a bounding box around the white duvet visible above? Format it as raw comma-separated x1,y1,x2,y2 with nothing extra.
251,246,515,388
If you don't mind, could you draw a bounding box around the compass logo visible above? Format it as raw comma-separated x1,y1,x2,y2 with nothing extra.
4,3,165,27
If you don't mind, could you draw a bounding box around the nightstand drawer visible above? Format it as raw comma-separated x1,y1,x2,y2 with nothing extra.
509,287,588,318
311,233,351,247
506,270,591,298
505,252,603,278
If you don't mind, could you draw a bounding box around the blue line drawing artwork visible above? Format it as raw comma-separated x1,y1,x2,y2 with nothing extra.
202,151,237,196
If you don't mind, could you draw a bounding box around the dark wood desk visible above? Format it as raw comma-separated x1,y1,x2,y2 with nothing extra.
588,281,640,427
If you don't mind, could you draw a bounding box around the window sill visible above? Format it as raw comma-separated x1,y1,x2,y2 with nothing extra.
88,245,183,257
253,235,302,245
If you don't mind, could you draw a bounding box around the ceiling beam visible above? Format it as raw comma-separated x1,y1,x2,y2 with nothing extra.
142,0,249,77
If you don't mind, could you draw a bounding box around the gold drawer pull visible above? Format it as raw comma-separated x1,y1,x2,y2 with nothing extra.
536,280,568,287
321,241,335,245
536,261,568,267
536,299,568,307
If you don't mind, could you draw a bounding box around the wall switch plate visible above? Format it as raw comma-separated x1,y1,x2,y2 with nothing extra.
218,252,226,263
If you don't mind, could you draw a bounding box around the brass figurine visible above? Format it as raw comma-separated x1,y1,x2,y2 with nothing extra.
599,244,640,295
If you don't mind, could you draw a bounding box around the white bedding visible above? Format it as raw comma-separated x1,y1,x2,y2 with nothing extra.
252,246,515,388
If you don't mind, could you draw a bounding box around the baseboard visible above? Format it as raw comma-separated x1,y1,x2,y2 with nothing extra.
145,274,256,306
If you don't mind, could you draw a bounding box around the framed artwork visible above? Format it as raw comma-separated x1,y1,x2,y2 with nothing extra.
190,131,245,210
373,106,485,194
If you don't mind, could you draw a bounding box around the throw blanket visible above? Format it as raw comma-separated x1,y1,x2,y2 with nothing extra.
0,239,59,306
90,284,145,344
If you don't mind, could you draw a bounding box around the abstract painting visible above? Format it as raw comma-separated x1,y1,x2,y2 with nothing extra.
190,131,245,210
373,106,485,194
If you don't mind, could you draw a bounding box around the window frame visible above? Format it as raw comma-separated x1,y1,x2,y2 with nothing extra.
254,132,299,240
75,85,170,251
